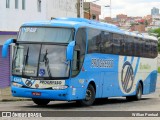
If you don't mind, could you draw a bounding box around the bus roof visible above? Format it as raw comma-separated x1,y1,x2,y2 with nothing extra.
22,17,158,41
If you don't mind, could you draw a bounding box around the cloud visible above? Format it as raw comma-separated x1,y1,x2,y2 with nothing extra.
88,0,160,18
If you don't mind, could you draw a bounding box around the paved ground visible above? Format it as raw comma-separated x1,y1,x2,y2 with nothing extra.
0,75,160,120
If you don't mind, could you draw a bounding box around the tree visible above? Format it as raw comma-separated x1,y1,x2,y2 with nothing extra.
149,28,160,52
149,28,160,37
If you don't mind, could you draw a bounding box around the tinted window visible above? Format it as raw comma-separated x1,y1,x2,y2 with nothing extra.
72,28,86,76
88,29,101,53
112,33,121,54
144,40,151,57
101,31,112,53
87,28,158,58
124,36,133,56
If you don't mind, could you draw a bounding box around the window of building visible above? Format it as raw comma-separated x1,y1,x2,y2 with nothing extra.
22,0,25,10
37,0,41,12
6,0,10,8
15,0,18,9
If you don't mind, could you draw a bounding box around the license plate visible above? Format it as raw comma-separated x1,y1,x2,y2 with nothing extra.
32,92,41,96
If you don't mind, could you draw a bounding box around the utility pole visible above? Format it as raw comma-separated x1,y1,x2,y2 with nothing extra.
80,0,84,18
110,0,111,18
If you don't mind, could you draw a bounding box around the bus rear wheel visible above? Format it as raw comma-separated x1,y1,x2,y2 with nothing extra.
77,84,95,106
126,83,142,101
32,98,50,106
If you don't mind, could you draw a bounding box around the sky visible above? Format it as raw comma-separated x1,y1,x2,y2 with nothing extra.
86,0,160,18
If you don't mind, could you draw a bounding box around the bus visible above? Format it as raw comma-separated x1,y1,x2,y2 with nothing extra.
2,18,158,106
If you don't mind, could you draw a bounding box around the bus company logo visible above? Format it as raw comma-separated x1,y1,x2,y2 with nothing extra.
25,79,33,87
121,61,134,93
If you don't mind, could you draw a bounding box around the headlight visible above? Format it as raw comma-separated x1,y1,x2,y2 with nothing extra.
12,82,22,87
52,86,68,90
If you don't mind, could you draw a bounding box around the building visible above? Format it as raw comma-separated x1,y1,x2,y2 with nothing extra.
144,15,152,26
130,24,146,33
0,0,77,89
151,15,160,26
83,2,101,20
116,14,127,21
104,17,112,23
151,7,159,16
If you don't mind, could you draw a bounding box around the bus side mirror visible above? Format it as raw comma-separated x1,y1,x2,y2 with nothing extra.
2,38,16,58
66,41,75,61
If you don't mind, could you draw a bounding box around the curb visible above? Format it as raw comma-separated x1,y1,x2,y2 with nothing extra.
0,98,32,102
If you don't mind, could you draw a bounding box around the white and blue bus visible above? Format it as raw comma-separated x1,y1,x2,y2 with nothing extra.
2,18,158,106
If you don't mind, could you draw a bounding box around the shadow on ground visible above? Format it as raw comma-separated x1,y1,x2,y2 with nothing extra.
22,97,151,110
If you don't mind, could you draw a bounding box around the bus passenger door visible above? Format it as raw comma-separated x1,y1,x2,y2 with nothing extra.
101,72,114,97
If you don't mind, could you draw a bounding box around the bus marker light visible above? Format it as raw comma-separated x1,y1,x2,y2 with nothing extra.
82,67,85,71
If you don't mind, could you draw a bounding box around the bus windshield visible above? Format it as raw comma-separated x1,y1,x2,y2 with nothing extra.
18,27,74,43
12,44,70,78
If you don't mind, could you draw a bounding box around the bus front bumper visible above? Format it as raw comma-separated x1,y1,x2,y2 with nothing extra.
11,86,70,100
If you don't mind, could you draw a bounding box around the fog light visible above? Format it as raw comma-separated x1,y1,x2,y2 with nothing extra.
12,82,22,87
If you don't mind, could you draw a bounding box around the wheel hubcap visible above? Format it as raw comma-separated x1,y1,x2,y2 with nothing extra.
137,87,142,99
85,90,92,101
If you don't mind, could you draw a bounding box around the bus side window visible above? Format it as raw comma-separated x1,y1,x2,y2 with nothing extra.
101,31,111,54
103,32,113,54
120,39,125,55
126,36,134,56
143,40,151,58
72,48,80,76
72,28,86,77
112,33,121,54
88,29,101,53
134,37,140,57
151,40,158,58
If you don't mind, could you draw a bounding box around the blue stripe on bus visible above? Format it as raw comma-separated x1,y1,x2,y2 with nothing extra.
134,57,140,76
131,57,134,64
124,56,127,62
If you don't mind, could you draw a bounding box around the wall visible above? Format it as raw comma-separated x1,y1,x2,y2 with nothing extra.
46,0,77,19
0,0,47,31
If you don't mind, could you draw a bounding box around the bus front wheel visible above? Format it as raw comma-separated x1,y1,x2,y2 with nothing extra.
32,98,50,106
77,84,95,106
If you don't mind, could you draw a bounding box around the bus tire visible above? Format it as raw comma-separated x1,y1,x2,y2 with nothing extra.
32,98,50,106
77,84,95,106
134,83,143,100
126,83,142,101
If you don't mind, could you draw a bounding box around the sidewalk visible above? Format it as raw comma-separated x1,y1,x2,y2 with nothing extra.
0,87,30,101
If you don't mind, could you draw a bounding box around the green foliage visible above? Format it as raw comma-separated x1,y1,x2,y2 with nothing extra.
158,67,160,73
149,28,160,37
149,28,160,52
152,28,160,37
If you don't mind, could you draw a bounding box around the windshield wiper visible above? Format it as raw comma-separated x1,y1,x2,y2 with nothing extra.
22,47,29,75
25,47,29,65
43,49,52,77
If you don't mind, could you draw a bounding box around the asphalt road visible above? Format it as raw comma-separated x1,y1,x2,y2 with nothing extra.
0,75,160,120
